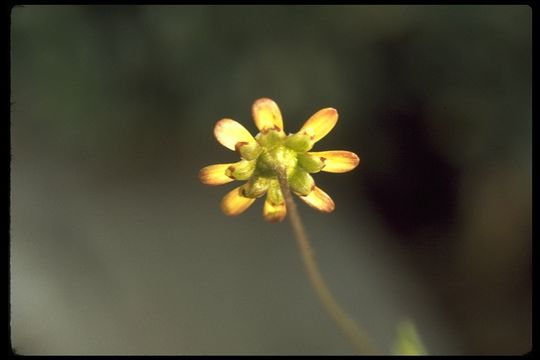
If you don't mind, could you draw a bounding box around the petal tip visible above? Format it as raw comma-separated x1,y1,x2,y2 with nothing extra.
265,214,286,223
326,107,338,117
252,98,283,133
221,187,256,216
298,186,335,213
253,97,275,105
199,164,235,185
352,153,360,168
214,118,255,151
310,151,360,173
263,200,287,222
301,107,339,143
320,107,339,123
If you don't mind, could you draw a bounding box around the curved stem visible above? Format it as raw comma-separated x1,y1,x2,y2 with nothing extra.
275,168,378,355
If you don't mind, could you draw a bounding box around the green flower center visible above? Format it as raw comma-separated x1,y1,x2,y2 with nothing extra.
235,128,325,199
254,129,297,178
257,145,297,177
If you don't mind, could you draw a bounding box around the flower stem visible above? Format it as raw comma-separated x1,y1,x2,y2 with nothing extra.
275,167,379,355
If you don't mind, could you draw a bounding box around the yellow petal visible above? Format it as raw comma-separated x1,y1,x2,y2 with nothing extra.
199,164,235,185
214,119,256,151
298,186,335,213
308,151,360,173
298,108,338,143
221,187,256,216
263,198,287,223
252,98,284,133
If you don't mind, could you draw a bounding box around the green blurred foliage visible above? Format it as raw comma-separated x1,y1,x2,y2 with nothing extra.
393,319,427,355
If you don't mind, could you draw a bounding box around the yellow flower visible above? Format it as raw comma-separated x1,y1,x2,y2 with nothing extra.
199,98,360,222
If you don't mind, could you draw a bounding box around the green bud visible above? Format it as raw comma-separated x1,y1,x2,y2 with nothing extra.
284,132,314,152
288,169,314,196
240,176,269,198
256,128,285,148
267,179,284,205
225,160,255,180
297,153,326,173
236,142,262,160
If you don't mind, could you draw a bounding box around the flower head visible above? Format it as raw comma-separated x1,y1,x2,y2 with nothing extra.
199,98,360,222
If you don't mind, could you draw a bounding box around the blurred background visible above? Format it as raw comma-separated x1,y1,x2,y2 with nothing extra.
11,5,531,355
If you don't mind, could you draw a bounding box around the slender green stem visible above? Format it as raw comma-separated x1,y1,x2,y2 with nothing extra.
275,167,379,355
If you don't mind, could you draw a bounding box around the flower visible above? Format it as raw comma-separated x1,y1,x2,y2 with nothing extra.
199,98,360,222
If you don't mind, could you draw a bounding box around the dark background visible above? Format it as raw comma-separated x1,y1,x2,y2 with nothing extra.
11,5,531,354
